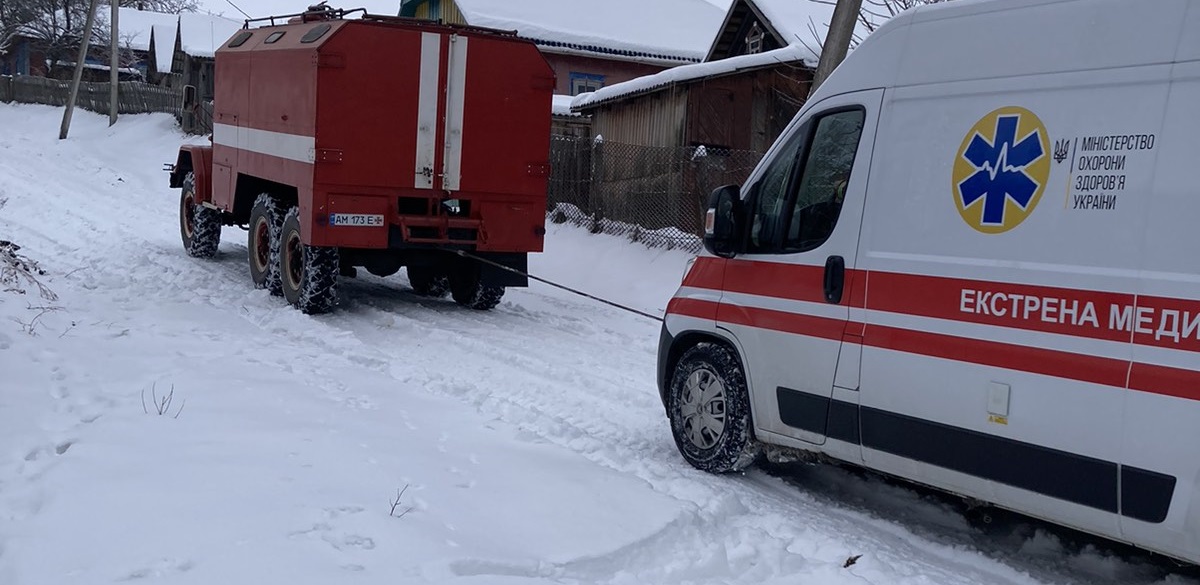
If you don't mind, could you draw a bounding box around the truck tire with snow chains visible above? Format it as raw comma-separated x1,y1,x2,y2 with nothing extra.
407,266,450,298
179,172,221,258
248,193,286,295
449,268,504,310
667,343,759,473
279,207,339,314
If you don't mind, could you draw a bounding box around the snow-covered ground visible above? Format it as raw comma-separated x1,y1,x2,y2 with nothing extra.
0,104,1196,585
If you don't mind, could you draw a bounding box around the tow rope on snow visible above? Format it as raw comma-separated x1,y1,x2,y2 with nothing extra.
452,250,665,322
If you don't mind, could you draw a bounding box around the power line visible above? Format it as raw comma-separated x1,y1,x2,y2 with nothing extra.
224,0,249,20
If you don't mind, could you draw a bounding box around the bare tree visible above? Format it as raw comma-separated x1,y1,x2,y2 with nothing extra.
116,0,198,14
12,0,106,74
2,0,195,67
799,0,952,95
91,21,140,72
0,0,38,53
856,0,952,36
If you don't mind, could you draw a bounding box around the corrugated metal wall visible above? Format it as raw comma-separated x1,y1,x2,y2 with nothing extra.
415,0,466,24
590,86,688,148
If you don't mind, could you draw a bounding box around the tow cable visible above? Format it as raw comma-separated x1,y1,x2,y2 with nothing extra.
453,250,665,322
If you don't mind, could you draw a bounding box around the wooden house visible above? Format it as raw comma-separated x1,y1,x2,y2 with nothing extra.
571,0,843,154
0,35,48,77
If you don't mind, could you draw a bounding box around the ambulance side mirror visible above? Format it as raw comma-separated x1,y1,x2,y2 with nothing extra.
703,184,742,258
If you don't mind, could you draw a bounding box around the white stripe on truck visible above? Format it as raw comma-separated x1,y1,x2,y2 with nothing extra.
441,34,468,192
212,123,315,164
414,31,441,189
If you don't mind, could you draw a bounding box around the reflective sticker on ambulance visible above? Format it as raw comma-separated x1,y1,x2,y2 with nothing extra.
329,213,385,227
953,106,1050,234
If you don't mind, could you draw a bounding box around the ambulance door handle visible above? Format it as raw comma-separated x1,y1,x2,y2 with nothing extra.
824,255,845,304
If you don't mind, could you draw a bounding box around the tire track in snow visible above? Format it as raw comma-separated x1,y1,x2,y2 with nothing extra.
196,266,1074,585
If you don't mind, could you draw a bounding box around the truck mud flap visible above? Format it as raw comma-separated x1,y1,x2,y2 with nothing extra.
476,252,528,288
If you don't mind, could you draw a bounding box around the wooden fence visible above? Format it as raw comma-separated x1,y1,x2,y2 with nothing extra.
0,75,181,117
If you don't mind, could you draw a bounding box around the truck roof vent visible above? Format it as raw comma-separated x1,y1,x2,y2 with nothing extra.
301,23,332,43
228,30,253,48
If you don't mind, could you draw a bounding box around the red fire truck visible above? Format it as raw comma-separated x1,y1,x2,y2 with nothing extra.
168,5,555,313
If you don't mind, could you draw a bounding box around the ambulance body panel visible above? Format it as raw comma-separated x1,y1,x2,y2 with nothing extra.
660,0,1200,564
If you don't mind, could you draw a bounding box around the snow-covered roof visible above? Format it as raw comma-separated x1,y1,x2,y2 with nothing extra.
705,0,885,62
413,0,727,64
552,95,582,117
114,7,179,53
573,0,893,111
752,0,837,48
177,12,241,58
112,8,240,72
572,43,815,111
151,24,175,73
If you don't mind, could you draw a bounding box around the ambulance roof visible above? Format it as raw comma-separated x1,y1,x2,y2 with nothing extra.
810,0,1198,104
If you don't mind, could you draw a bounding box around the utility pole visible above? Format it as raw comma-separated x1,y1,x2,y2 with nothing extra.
809,0,864,97
60,0,101,139
109,0,118,126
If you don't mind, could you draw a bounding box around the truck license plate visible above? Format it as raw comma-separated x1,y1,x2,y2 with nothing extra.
329,213,385,227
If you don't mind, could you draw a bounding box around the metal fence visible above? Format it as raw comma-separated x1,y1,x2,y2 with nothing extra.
547,135,764,252
0,74,181,117
179,100,214,135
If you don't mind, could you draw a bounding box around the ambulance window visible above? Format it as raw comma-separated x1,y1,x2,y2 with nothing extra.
744,127,808,252
783,108,864,252
265,31,286,44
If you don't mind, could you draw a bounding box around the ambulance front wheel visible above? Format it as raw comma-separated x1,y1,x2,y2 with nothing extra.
667,342,759,473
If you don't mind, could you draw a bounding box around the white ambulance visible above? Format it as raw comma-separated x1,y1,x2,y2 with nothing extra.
658,0,1200,564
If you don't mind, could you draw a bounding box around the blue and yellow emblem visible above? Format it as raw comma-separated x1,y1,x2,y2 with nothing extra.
953,107,1050,234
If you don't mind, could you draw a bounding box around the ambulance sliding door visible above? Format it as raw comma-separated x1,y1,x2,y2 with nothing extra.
858,67,1168,538
1119,28,1200,557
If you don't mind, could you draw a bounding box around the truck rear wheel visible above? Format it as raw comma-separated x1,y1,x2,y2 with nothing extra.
279,207,339,314
407,266,449,297
449,266,504,310
248,193,286,295
667,343,759,473
179,172,221,258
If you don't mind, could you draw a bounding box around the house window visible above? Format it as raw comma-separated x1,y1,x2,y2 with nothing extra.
569,72,605,96
746,22,764,55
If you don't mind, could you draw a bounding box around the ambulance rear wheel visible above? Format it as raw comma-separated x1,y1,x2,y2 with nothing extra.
179,172,221,259
667,343,759,473
248,193,286,295
407,266,449,298
279,207,339,314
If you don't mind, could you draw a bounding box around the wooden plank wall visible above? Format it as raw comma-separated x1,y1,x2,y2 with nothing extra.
0,74,182,116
